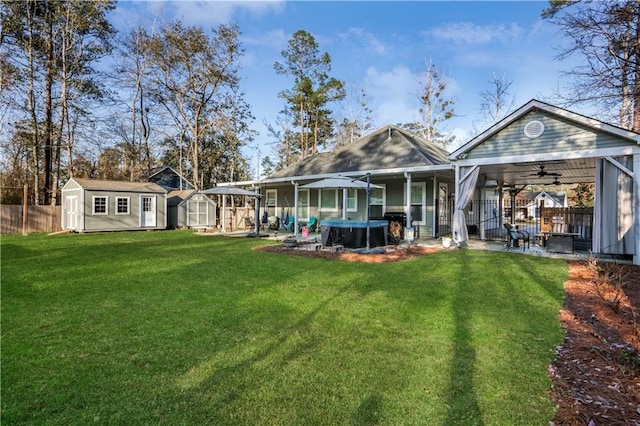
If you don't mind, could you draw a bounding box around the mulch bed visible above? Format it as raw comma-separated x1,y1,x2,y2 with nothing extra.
256,243,640,424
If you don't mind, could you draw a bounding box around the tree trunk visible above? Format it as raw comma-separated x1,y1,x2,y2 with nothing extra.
43,13,54,205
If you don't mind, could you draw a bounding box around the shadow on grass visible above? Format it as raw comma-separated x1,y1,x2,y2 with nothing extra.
353,394,383,425
445,249,485,425
175,282,356,409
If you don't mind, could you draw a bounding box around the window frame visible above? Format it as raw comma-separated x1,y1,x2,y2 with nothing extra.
115,196,130,215
319,188,339,212
405,182,426,225
265,189,277,216
346,188,358,212
298,189,310,221
92,196,108,215
369,185,386,217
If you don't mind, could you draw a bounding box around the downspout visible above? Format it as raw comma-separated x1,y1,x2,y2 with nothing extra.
293,181,299,237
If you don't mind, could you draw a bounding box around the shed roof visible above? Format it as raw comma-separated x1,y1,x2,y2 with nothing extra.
167,189,196,207
268,125,451,179
70,178,166,193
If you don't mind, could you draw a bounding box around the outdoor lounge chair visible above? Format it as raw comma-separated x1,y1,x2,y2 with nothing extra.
504,223,530,252
307,216,318,233
268,216,280,231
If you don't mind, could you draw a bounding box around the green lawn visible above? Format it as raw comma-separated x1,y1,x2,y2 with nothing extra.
1,230,568,425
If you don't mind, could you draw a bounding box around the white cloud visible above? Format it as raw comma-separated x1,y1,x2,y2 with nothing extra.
338,28,390,55
423,22,523,45
242,28,288,50
364,66,420,125
125,0,285,27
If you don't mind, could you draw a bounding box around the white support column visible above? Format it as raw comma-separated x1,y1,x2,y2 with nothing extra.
221,195,227,233
293,181,299,237
342,188,348,220
404,172,412,226
432,175,438,238
634,153,640,266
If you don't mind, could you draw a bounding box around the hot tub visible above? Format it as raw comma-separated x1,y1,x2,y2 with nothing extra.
320,219,388,249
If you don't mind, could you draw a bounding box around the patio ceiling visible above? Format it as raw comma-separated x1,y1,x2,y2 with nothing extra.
478,158,597,188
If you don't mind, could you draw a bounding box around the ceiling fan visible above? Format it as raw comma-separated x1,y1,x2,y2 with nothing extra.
544,178,562,186
526,165,562,178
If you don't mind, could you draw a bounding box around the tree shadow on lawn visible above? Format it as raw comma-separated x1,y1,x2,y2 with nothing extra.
446,250,485,425
173,281,357,415
441,249,566,425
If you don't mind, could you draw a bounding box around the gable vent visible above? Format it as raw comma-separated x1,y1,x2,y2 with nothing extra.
524,120,545,138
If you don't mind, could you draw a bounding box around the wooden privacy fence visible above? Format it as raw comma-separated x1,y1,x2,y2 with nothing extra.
1,205,62,234
540,206,594,239
219,206,255,230
0,205,256,234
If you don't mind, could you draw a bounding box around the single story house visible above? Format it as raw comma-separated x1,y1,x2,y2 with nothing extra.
229,124,455,239
167,189,217,229
221,99,640,265
61,178,167,232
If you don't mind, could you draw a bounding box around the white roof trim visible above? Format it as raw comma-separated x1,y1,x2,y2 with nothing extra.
454,145,640,168
217,164,454,188
450,99,640,160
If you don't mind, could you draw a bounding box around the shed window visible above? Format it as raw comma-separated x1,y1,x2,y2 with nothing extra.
93,196,108,215
116,197,130,214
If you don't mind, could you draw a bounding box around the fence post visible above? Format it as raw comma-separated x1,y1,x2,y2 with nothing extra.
22,184,28,236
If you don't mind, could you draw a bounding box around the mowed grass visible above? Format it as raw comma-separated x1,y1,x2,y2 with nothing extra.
1,230,567,425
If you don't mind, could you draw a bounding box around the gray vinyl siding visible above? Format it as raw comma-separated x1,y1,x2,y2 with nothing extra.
465,111,632,160
81,190,166,232
176,194,216,228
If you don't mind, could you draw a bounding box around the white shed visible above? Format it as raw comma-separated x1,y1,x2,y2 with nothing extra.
167,190,217,229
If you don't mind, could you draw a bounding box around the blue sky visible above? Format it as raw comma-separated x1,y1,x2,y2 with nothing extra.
112,1,578,175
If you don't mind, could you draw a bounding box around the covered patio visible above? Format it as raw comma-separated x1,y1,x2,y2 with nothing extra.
450,100,639,265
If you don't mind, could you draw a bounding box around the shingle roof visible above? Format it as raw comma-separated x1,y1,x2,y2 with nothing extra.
72,178,166,193
166,189,196,206
268,125,450,179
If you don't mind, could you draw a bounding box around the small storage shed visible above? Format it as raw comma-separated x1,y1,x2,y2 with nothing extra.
167,190,217,229
61,178,167,232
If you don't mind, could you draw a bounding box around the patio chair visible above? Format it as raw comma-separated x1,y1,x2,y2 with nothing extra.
244,216,255,230
307,216,318,233
504,223,530,252
268,215,280,231
280,215,294,232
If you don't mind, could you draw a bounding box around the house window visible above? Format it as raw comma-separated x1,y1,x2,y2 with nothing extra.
116,197,130,214
298,189,309,221
408,182,426,225
369,186,386,217
347,188,358,212
265,189,277,216
320,189,338,212
93,196,108,215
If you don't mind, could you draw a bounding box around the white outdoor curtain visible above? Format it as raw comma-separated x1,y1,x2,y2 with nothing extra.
452,165,479,246
594,156,634,255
